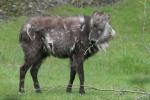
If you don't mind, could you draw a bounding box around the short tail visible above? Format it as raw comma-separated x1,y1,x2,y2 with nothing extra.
26,24,33,40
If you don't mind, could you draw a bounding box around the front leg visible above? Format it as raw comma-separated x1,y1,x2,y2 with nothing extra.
66,65,76,93
77,60,85,95
68,53,85,95
73,53,85,95
66,57,77,93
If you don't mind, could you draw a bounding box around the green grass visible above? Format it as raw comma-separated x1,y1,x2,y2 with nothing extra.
0,0,150,99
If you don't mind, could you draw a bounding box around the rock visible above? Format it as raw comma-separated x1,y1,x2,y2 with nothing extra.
0,9,6,20
0,0,119,17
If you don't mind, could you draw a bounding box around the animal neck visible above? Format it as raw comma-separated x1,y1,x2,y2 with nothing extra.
79,16,91,42
83,16,91,33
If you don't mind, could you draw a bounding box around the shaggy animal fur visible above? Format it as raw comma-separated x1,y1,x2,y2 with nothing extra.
19,11,116,95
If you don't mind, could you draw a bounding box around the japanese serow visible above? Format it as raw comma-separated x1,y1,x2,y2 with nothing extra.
19,11,116,95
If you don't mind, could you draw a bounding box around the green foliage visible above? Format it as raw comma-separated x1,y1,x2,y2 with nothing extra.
0,0,150,99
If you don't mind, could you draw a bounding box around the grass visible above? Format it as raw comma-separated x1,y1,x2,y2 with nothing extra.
0,0,150,99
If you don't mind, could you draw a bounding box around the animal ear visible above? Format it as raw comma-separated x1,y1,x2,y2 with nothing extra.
92,11,99,16
92,11,104,16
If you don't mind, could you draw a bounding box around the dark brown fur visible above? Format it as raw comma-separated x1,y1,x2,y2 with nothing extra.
19,12,115,95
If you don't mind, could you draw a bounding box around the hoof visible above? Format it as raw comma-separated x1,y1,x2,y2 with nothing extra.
79,90,85,96
18,92,24,95
66,87,72,93
19,88,25,94
35,89,42,93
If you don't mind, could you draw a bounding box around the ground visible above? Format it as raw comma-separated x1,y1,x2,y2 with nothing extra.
0,0,150,100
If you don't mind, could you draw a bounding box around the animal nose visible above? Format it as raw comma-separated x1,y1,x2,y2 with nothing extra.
111,28,116,37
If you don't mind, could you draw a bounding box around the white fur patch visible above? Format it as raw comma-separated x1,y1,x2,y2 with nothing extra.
71,37,77,52
101,22,116,40
46,34,53,43
100,42,109,52
111,28,116,37
45,33,55,53
26,24,32,40
79,16,85,23
104,23,116,37
71,43,75,52
81,24,85,32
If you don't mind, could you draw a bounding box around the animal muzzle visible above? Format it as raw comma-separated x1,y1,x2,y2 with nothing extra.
110,27,116,38
103,24,116,41
96,25,116,51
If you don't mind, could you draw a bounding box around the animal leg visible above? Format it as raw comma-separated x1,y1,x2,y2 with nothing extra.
77,61,85,95
19,62,31,93
66,62,77,93
68,54,85,95
30,59,43,93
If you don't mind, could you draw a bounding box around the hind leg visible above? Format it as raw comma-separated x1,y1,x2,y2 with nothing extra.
66,59,77,93
19,61,31,93
30,59,43,93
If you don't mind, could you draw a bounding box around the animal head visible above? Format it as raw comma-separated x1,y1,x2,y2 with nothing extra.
89,11,116,51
